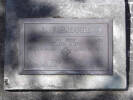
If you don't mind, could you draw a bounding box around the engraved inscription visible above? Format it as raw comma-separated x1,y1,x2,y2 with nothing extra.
20,19,113,75
25,37,105,70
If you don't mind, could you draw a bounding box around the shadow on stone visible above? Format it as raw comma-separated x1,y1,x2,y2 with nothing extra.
125,0,131,89
73,0,86,3
12,0,58,18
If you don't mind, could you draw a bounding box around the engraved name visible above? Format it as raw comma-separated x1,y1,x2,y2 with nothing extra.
41,24,103,33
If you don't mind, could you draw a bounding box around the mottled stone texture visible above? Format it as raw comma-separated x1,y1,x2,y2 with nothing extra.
4,0,126,90
0,0,133,100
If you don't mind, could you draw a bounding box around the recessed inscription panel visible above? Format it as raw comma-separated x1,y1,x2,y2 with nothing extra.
20,18,112,75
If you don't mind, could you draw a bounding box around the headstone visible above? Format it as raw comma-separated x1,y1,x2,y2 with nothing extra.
5,0,126,90
19,18,113,75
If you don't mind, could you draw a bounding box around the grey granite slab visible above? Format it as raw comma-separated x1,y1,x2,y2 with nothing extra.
18,18,113,75
5,0,126,90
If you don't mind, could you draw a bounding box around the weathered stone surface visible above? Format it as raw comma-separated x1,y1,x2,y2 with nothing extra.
4,0,126,90
1,0,133,100
19,18,113,75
